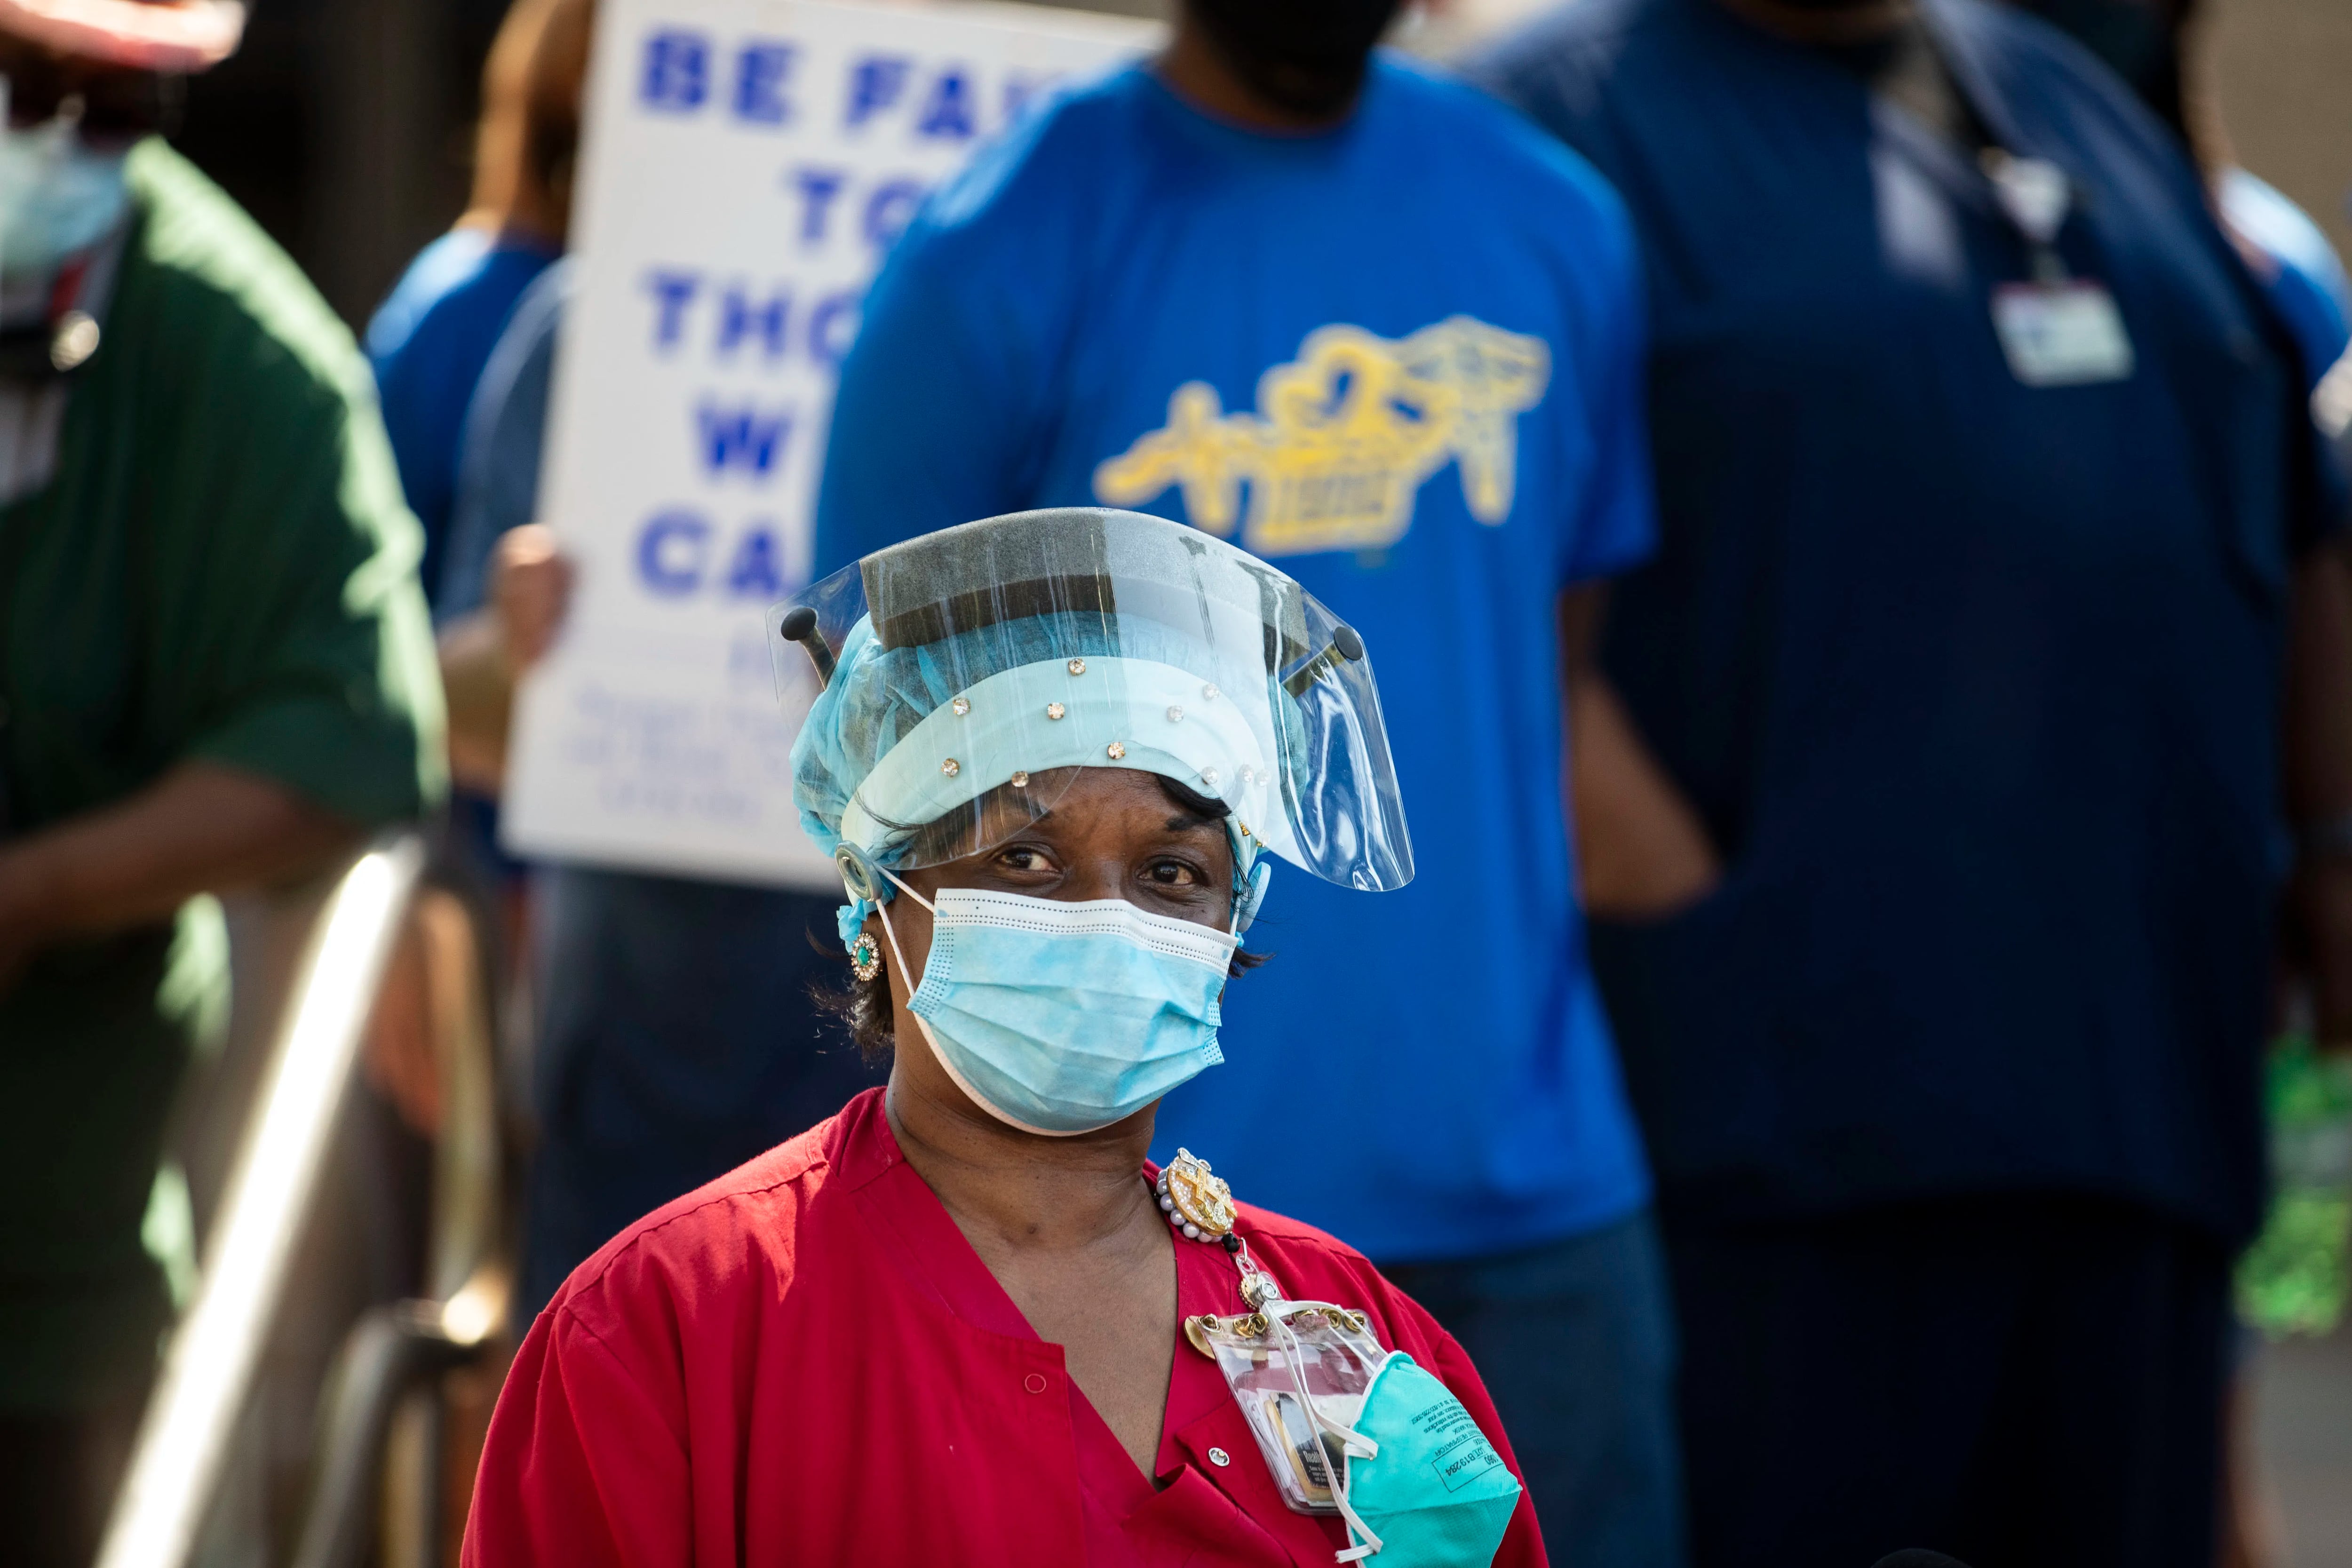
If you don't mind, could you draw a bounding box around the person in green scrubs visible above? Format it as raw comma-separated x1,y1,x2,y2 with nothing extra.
0,4,444,1560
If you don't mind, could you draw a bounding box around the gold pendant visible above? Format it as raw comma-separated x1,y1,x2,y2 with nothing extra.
1157,1147,1237,1241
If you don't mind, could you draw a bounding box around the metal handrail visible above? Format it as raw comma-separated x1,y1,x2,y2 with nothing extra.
94,835,427,1568
288,1278,502,1568
292,870,513,1568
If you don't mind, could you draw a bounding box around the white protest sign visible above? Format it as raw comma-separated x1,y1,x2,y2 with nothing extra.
503,0,1158,887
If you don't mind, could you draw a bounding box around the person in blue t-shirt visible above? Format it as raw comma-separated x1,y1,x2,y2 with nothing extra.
1473,0,2352,1564
812,5,1682,1561
365,0,585,610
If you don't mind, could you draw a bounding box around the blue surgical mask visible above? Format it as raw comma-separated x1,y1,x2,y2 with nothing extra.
874,881,1238,1136
0,119,128,277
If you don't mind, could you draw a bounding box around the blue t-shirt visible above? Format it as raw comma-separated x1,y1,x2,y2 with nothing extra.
816,58,1657,1261
365,226,558,608
1477,0,2335,1243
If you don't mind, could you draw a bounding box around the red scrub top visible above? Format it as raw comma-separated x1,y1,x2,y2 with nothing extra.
463,1089,1549,1568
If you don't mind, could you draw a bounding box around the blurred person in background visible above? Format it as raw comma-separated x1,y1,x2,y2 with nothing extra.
1474,0,2352,1564
433,254,887,1329
2010,12,2351,1567
371,0,591,1025
2011,0,2350,385
365,0,577,615
0,1,444,1562
813,2,1684,1561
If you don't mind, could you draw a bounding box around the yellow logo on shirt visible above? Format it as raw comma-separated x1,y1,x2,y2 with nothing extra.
1092,316,1551,557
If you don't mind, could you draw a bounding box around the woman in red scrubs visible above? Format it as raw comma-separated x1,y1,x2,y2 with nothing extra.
463,509,1547,1568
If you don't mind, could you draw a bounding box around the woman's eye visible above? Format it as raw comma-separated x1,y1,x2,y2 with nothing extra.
1145,860,1203,887
996,846,1054,873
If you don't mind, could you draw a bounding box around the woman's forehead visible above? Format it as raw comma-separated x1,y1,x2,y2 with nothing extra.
955,766,1223,841
987,768,1221,829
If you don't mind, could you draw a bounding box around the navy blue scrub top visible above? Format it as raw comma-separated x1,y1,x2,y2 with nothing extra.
1475,0,2333,1243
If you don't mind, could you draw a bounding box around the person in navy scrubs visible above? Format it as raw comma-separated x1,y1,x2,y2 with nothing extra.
1474,0,2352,1564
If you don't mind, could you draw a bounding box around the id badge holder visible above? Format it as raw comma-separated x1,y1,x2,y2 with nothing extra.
1991,280,2134,387
1981,150,2135,389
1187,1265,1388,1515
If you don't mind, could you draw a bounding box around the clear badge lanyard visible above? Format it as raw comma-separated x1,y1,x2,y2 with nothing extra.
1187,1247,1394,1559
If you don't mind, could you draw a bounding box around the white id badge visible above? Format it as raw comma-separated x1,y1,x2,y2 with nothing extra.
1991,281,2135,387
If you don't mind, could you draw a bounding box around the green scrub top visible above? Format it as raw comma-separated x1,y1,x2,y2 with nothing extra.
0,141,445,1412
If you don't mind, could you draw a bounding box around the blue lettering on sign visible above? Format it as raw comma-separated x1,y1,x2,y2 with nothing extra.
631,264,876,366
725,527,787,598
846,54,912,127
916,68,977,140
735,40,796,124
630,517,794,599
644,270,699,350
640,29,710,111
789,166,847,244
718,287,791,362
698,403,792,478
637,510,711,595
863,179,926,252
807,292,860,367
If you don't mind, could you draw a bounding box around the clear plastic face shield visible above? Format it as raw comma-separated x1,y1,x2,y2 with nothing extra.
775,507,1414,893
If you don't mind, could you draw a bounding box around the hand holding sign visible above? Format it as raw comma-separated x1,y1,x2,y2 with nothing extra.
494,525,576,669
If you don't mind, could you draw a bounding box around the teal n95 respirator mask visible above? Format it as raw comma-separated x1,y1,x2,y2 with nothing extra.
1328,1351,1524,1562
1194,1271,1523,1565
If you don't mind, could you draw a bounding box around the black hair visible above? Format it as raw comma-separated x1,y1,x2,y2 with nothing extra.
812,772,1270,1063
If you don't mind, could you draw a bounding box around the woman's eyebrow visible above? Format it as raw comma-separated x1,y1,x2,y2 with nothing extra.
1163,812,1223,834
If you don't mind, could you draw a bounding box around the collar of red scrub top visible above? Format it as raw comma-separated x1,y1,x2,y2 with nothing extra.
833,1089,1355,1565
839,1093,1251,1480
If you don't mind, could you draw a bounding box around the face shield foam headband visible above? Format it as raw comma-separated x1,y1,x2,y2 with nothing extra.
783,508,1413,954
826,649,1277,946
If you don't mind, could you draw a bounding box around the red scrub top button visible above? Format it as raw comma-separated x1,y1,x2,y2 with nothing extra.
1023,1372,1048,1394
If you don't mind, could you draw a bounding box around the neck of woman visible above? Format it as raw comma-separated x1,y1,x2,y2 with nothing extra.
885,1069,1165,1258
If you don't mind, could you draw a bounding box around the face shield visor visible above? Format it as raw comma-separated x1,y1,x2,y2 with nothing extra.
776,507,1413,895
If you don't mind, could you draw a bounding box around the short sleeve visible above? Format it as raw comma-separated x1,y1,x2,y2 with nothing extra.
167,304,445,824
461,1300,691,1568
811,221,1040,576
